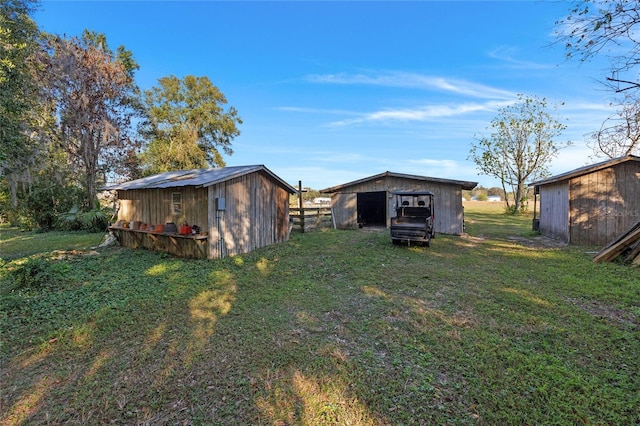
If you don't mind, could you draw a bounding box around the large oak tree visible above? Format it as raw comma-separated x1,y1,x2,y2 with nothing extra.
140,75,242,174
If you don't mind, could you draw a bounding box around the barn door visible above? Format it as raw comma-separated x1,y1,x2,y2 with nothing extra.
357,191,387,227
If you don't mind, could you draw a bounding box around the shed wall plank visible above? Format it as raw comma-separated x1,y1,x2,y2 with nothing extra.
328,176,465,234
538,159,639,245
117,187,207,230
114,170,291,259
539,181,569,242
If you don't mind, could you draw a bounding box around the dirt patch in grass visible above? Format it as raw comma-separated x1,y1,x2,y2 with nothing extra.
506,235,568,249
566,297,638,329
51,249,101,259
459,233,487,243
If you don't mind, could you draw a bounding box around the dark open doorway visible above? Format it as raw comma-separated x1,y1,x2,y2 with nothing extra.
357,191,387,227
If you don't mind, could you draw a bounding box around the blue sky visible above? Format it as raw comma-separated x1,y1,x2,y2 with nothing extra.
35,1,614,190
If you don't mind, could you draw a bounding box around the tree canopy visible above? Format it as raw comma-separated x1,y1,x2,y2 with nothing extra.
469,95,568,213
0,10,242,230
45,30,140,210
0,0,42,205
587,91,640,157
140,75,242,174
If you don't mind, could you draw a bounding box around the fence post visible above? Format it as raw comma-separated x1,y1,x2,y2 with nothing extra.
298,180,305,233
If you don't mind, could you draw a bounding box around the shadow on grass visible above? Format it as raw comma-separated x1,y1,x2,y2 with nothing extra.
1,218,638,424
1,251,238,424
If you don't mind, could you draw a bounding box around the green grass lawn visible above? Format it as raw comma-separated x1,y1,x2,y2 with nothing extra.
0,227,106,260
1,204,638,425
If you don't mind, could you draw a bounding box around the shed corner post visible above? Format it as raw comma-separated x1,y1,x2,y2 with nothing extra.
386,190,393,228
532,185,540,231
207,186,218,259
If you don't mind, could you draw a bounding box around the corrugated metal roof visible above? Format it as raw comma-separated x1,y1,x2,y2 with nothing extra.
101,165,297,193
320,171,477,193
529,155,640,187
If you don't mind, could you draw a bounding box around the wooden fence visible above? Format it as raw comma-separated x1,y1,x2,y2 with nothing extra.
290,207,333,232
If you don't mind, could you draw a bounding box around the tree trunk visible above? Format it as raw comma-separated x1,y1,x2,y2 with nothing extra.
500,179,510,211
86,171,96,210
86,142,97,211
513,181,524,213
83,129,99,210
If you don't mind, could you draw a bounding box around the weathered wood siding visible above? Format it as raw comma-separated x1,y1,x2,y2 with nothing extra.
208,171,291,258
537,160,640,245
116,186,208,230
115,171,291,259
429,184,464,235
331,193,358,229
568,161,640,245
539,181,570,242
329,176,466,234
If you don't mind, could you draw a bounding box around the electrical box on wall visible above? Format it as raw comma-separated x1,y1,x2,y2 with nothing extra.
216,197,226,211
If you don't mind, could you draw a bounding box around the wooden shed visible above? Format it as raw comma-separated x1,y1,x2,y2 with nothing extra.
530,155,640,245
103,165,296,259
320,171,477,235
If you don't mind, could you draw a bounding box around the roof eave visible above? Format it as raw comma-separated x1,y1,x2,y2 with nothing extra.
529,155,640,187
101,165,297,194
320,171,477,193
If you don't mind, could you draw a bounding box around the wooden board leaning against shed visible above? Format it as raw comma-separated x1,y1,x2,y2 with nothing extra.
593,221,640,266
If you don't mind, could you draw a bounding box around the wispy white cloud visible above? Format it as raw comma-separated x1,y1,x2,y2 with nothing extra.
405,158,468,179
275,165,367,190
559,100,614,140
379,157,480,183
551,143,595,175
310,152,376,164
276,106,358,116
305,71,516,100
408,158,458,169
488,46,554,69
327,100,512,127
564,101,613,113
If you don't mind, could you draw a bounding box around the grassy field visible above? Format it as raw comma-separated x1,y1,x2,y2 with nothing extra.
1,203,638,425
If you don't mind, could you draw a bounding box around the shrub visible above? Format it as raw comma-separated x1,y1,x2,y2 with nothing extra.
58,203,111,232
23,182,84,230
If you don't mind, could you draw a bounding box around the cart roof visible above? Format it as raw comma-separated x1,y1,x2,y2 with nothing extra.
392,191,434,196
